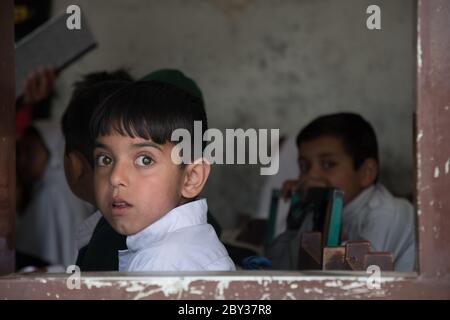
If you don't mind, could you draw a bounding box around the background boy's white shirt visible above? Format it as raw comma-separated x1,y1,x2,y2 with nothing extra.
118,199,236,272
343,184,416,272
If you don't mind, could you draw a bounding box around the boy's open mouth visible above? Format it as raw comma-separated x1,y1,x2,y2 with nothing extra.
111,198,133,213
112,201,131,208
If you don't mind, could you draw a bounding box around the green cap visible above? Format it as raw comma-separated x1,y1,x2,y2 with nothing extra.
140,69,204,104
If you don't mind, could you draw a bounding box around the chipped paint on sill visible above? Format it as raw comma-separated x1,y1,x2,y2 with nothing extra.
417,130,424,142
434,166,440,178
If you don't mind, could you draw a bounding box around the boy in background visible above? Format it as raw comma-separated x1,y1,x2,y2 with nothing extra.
269,112,416,272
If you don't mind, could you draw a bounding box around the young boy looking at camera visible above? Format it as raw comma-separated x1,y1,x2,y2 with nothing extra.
89,75,235,272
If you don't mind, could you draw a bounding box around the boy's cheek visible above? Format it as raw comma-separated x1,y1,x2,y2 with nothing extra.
94,172,109,186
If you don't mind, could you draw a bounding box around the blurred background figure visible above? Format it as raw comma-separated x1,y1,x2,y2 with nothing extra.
16,120,94,269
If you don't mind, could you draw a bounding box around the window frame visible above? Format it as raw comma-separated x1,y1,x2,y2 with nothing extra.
1,0,449,299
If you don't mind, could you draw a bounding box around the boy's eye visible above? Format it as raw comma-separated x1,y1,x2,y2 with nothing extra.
135,155,153,166
299,161,310,174
95,155,113,167
322,161,337,170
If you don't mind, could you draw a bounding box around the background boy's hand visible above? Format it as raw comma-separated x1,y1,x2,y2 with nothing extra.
281,177,329,200
22,65,56,105
281,178,302,200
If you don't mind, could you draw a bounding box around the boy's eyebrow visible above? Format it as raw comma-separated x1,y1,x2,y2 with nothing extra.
94,142,110,150
130,142,162,151
93,141,163,151
318,152,337,158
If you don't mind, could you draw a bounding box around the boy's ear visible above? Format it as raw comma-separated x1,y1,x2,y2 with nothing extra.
64,150,84,185
358,158,378,188
181,158,211,199
64,150,95,204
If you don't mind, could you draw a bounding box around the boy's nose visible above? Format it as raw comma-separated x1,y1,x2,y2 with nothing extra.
109,162,129,188
303,162,330,190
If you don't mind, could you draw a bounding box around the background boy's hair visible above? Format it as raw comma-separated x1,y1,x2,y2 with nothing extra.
61,70,133,166
90,78,208,160
296,112,379,170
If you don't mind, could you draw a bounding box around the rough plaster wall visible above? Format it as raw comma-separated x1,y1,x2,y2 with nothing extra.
51,0,414,229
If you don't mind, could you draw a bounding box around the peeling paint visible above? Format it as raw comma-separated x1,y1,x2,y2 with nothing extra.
188,288,204,295
214,279,231,300
303,287,324,294
417,153,422,179
324,280,344,288
434,166,440,178
341,282,366,291
417,18,422,71
417,130,424,142
2,273,408,300
84,279,114,289
432,226,440,239
260,293,271,300
121,278,195,300
283,292,296,300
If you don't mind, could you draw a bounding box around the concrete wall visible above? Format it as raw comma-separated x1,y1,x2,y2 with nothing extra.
51,0,415,229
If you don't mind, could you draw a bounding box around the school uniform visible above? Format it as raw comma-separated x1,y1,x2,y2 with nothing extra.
342,184,416,272
118,199,236,272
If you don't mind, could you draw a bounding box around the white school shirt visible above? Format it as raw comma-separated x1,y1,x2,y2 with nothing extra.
119,199,236,272
342,184,416,272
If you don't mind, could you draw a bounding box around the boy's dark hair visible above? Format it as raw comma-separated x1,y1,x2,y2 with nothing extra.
90,80,208,160
296,112,379,170
72,70,133,92
61,70,133,166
